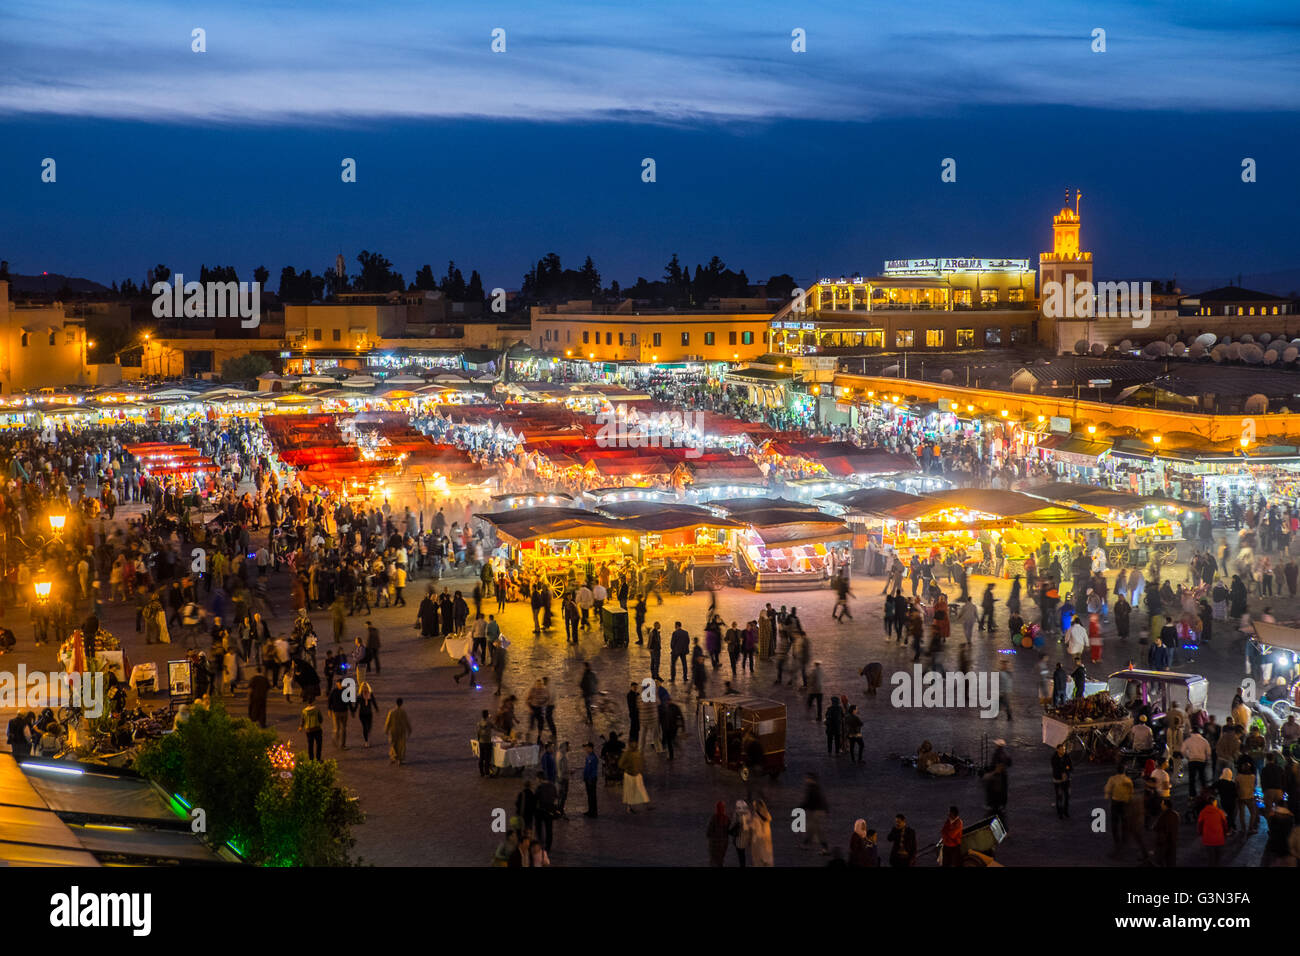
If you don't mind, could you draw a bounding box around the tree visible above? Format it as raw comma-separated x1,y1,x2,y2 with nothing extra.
220,353,273,383
414,264,437,291
147,264,171,288
439,260,466,300
765,273,796,300
466,269,485,303
579,256,601,299
355,250,403,293
251,758,365,866
254,265,270,286
134,700,363,866
134,700,276,849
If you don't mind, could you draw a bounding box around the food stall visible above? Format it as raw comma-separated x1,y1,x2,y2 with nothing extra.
475,507,633,596
708,498,852,592
1023,481,1205,568
596,501,742,591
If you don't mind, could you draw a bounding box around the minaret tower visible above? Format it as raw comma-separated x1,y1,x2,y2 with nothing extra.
1038,189,1093,295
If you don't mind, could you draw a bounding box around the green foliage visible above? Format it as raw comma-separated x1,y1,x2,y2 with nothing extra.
221,352,273,383
133,700,363,866
251,758,365,867
134,700,274,848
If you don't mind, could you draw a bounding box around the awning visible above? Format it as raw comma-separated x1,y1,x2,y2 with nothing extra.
1253,621,1300,655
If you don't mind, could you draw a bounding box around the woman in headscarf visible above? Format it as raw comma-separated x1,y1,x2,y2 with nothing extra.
706,801,730,866
848,819,873,866
748,799,774,867
1213,767,1237,835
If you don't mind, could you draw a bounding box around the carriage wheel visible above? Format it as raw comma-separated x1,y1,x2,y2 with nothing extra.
703,568,730,590
652,570,670,592
1156,545,1177,567
546,574,567,598
1108,547,1129,569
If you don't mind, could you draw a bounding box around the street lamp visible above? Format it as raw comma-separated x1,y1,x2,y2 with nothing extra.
48,514,66,534
1152,434,1162,445
33,574,52,603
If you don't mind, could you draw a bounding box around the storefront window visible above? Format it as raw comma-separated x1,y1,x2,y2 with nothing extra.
984,328,1002,346
896,329,914,348
925,329,944,347
980,289,998,305
1010,327,1027,345
953,290,972,307
864,329,884,348
1008,288,1025,303
956,329,974,347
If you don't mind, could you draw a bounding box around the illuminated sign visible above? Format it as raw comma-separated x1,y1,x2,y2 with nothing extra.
882,258,1031,275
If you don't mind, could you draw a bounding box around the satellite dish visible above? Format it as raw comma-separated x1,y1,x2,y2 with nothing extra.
1285,346,1299,363
1164,332,1178,344
1242,344,1264,364
1170,342,1186,357
1263,351,1278,365
1090,343,1106,356
1220,335,1232,346
1259,332,1273,345
1194,333,1217,348
1188,343,1205,359
1074,340,1089,355
1119,339,1133,351
1226,343,1242,360
1241,333,1255,345
1244,394,1269,414
939,369,954,382
1210,345,1225,363
1144,341,1169,357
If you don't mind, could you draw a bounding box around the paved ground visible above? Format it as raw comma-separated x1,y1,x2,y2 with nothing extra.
3,519,1287,866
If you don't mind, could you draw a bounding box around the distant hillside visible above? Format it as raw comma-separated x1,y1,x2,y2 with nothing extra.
5,273,112,295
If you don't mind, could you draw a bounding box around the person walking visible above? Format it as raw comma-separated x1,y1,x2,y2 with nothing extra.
327,677,354,750
1197,795,1228,866
582,742,599,817
707,802,731,866
647,622,663,681
579,663,599,724
384,697,412,765
806,661,825,722
1051,743,1073,819
299,699,323,762
1153,798,1180,867
534,772,558,855
845,704,864,763
825,695,844,755
247,669,270,728
800,772,830,853
669,622,689,682
618,741,651,813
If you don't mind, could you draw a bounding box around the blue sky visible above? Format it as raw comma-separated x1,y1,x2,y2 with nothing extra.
1,0,1297,292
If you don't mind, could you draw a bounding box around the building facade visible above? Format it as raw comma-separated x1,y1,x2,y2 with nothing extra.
530,308,772,363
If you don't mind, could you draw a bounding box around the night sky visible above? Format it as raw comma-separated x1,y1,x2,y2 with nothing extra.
1,0,1296,292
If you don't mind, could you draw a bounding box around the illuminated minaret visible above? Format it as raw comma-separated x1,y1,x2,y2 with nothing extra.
1038,189,1093,296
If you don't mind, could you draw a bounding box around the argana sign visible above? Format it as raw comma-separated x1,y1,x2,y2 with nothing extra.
882,258,1031,275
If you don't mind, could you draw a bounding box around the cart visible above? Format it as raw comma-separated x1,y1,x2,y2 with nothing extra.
697,696,785,780
470,736,539,777
934,813,1008,866
1042,714,1132,762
